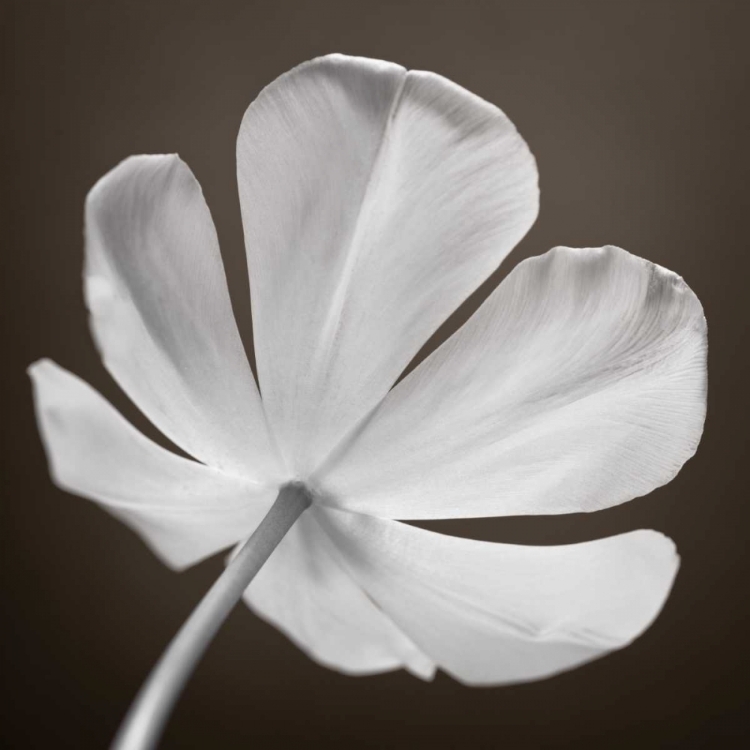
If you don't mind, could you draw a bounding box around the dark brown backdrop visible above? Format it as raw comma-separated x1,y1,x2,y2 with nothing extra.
3,1,748,748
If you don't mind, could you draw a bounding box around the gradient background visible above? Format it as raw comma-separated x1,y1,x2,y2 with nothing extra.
3,1,748,747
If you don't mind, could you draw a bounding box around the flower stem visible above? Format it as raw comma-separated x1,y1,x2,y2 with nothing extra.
110,482,312,750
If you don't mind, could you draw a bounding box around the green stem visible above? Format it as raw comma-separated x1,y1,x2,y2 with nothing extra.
111,483,312,750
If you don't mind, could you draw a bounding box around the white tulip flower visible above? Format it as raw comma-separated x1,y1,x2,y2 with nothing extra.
29,54,707,749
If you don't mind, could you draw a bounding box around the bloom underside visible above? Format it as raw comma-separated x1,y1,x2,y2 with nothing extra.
30,54,706,686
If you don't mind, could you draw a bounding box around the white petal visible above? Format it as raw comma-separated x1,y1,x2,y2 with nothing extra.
29,360,275,570
241,508,434,679
238,54,538,475
318,246,707,518
85,154,282,480
318,508,679,685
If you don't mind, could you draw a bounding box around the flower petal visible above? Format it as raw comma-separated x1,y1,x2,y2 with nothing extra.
318,246,707,518
318,508,679,685
85,154,282,480
241,508,435,679
29,359,274,570
238,53,538,475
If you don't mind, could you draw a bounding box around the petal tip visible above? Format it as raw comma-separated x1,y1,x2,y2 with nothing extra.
27,357,54,379
85,153,185,207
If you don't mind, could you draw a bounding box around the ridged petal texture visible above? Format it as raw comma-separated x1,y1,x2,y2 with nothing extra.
318,246,707,518
238,54,539,476
85,154,283,480
30,54,707,684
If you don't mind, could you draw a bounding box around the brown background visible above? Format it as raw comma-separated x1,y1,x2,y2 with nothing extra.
2,1,749,747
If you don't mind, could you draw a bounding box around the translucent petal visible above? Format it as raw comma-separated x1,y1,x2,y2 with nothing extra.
85,154,282,479
319,246,707,518
29,360,274,570
319,508,679,685
238,53,538,475
241,508,435,679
